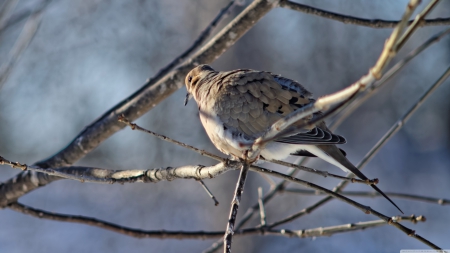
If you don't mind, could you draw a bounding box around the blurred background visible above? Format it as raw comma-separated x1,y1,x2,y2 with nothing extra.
0,0,449,252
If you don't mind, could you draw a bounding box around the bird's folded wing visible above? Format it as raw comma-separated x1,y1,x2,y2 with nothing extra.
215,70,315,138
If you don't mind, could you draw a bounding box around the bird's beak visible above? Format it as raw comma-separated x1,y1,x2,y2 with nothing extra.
184,92,192,106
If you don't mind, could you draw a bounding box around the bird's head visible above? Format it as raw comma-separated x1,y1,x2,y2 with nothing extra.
184,64,215,106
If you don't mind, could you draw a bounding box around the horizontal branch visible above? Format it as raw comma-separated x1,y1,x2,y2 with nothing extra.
3,155,440,249
0,156,239,183
279,0,450,28
8,202,425,239
283,188,450,205
270,215,426,238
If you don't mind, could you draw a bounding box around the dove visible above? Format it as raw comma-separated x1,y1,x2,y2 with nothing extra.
184,64,402,213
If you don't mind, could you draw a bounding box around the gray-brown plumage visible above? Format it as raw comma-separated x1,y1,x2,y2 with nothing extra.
185,64,402,213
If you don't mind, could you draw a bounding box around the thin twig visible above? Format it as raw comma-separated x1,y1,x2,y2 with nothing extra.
262,158,379,185
257,187,267,226
270,215,427,237
283,188,450,205
358,65,450,170
198,179,220,206
118,115,225,162
224,162,250,253
279,0,450,28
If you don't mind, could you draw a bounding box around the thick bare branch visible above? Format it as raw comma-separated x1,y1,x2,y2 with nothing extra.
0,156,239,183
0,0,280,207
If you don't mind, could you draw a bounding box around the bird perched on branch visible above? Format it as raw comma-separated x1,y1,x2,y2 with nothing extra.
184,64,402,213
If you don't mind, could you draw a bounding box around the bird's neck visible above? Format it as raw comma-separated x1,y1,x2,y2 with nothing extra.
193,71,217,102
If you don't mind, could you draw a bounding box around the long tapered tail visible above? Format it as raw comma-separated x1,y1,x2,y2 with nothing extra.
317,145,403,214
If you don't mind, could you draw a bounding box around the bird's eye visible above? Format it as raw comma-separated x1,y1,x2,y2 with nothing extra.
188,76,192,82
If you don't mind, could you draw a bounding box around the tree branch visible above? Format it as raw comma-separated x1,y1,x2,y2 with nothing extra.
272,65,450,246
0,156,240,183
0,0,280,207
283,188,450,205
329,27,450,130
7,202,425,240
0,10,43,90
224,162,250,253
279,0,450,28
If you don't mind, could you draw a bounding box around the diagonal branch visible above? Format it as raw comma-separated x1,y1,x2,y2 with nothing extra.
0,11,43,90
0,0,19,31
275,65,450,242
0,0,280,208
329,27,450,130
0,0,51,34
252,0,420,151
